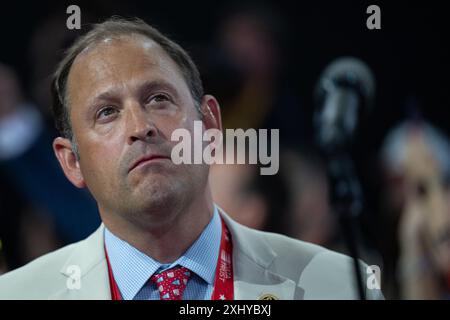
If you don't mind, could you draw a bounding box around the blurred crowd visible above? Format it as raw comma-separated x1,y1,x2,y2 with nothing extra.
1,2,450,299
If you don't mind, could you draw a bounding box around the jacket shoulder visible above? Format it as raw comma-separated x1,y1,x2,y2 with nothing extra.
251,229,383,299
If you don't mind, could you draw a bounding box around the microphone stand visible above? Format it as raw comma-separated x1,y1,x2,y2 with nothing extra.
325,151,366,300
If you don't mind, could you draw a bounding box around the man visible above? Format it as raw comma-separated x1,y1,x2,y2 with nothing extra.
0,17,382,300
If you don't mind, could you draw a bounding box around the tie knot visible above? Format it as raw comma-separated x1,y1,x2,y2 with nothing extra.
150,266,192,300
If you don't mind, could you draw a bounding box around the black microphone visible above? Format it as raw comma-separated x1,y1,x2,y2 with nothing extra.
313,57,376,300
314,57,375,153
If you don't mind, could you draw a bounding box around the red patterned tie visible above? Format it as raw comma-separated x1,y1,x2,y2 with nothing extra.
150,266,192,300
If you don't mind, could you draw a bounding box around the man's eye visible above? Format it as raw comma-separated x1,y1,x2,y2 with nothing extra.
149,94,170,103
97,107,118,119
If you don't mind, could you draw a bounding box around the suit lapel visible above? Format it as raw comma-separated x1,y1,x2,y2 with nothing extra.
53,224,111,299
218,207,297,300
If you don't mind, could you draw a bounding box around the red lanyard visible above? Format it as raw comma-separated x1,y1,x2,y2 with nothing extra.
105,217,234,300
105,246,122,300
211,217,234,300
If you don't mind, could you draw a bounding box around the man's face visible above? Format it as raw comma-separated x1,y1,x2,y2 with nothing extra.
64,36,209,223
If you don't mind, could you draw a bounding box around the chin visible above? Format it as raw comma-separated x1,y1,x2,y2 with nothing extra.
134,176,183,209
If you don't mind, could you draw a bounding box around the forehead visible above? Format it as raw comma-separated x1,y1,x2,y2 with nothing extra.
66,35,187,104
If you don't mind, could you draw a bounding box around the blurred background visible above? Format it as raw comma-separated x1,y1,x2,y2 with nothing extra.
1,0,450,299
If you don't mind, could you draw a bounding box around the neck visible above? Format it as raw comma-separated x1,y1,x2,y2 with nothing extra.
102,189,215,263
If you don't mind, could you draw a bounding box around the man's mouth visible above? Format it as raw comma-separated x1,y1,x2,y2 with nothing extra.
129,154,171,172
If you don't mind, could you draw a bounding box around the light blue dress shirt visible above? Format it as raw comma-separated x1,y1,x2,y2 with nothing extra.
104,206,222,300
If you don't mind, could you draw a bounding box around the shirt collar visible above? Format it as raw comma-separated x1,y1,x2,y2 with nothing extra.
104,206,222,300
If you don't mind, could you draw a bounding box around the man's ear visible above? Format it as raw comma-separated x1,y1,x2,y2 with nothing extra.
200,95,222,132
53,137,86,188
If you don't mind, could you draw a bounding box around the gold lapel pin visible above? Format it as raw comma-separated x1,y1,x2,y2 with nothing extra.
258,293,279,300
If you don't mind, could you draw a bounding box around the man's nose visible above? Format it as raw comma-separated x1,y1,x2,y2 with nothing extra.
126,105,158,145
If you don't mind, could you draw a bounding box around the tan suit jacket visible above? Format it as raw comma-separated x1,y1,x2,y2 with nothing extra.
0,208,383,299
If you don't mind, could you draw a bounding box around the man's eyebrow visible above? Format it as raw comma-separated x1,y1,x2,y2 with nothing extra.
90,90,121,105
84,86,123,112
137,80,180,98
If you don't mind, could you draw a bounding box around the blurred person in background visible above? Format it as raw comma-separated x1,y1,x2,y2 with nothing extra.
380,119,450,299
201,3,308,147
0,63,63,268
0,13,102,271
205,4,327,242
